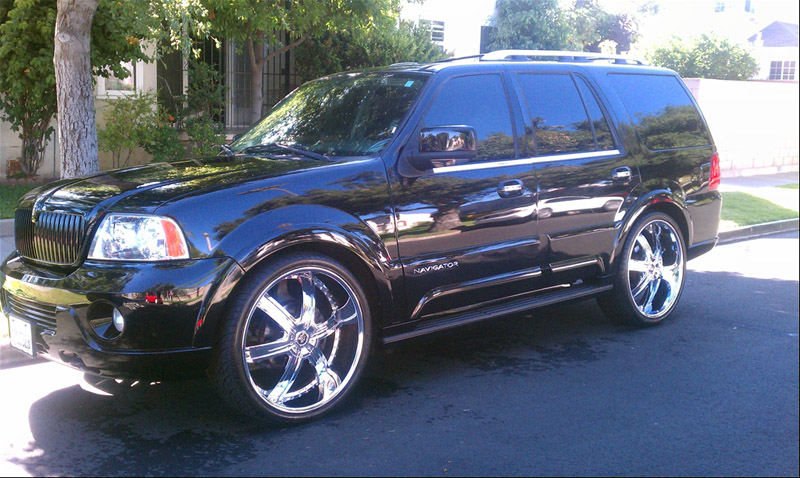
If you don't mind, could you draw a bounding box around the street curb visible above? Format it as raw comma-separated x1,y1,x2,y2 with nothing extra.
718,218,799,244
0,218,12,238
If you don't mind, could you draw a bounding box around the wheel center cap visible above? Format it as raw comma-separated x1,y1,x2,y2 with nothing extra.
296,331,309,346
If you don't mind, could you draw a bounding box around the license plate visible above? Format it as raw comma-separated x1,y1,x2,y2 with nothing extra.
9,315,35,357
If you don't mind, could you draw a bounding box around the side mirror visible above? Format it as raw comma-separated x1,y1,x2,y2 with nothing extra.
407,126,477,171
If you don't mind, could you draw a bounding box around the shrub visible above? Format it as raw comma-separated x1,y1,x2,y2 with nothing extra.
647,34,759,80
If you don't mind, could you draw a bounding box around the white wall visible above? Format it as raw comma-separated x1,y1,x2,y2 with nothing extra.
684,78,799,176
401,0,496,57
1,56,158,179
751,45,799,80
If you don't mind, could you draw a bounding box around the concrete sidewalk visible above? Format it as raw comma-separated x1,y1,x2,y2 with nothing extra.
1,172,798,259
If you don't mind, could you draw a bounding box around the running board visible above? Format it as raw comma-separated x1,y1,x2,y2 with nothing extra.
382,283,613,344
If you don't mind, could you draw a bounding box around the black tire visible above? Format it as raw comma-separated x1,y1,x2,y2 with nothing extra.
210,252,373,423
597,212,686,326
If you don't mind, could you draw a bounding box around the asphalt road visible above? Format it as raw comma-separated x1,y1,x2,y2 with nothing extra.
1,232,798,476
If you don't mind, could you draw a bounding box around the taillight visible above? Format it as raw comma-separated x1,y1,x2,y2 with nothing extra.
709,152,720,191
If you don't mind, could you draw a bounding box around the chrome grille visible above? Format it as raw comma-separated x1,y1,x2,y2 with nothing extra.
15,209,87,265
4,292,58,331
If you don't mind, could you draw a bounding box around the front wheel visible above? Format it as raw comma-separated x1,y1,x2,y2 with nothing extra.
597,212,686,326
211,252,372,423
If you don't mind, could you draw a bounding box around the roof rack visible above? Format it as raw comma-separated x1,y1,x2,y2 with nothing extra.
481,49,647,65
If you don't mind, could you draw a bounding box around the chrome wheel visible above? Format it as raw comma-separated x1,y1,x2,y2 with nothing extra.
626,219,684,319
241,265,365,414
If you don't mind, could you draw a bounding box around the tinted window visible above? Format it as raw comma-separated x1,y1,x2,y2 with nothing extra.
575,76,615,151
424,74,515,161
517,73,596,155
232,73,427,156
608,73,711,150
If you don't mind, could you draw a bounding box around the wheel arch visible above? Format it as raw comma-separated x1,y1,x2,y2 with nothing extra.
198,205,395,348
609,187,692,275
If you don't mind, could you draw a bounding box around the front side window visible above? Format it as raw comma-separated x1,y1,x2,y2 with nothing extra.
232,73,427,157
423,74,516,161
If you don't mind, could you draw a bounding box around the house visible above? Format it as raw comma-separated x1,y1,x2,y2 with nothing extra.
748,21,799,81
0,37,302,178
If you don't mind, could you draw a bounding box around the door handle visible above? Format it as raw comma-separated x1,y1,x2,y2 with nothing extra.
498,179,524,197
612,166,632,181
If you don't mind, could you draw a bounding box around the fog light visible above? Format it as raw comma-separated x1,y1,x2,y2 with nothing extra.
112,308,125,333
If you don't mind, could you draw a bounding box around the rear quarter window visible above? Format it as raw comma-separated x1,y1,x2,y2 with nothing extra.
608,73,711,151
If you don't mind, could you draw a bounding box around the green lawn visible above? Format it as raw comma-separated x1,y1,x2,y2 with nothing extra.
0,183,40,219
777,183,799,190
721,191,799,227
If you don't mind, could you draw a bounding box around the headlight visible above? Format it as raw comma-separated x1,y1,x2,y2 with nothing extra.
88,214,190,261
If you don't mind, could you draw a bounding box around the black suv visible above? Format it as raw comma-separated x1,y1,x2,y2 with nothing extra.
2,50,721,422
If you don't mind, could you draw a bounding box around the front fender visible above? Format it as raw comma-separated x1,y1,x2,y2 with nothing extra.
207,204,399,333
219,204,391,273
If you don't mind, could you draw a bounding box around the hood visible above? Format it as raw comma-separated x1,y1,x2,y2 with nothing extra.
18,156,324,215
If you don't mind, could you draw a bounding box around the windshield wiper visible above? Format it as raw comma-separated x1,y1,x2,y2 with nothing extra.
240,143,330,162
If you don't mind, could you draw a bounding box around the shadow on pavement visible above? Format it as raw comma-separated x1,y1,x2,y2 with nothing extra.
11,269,799,476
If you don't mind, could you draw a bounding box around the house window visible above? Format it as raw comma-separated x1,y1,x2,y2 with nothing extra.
744,0,755,13
420,19,445,43
769,61,796,80
97,61,143,97
714,1,726,12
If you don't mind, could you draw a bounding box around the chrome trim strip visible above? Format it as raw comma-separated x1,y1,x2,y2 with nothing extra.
550,257,602,273
411,266,542,320
432,150,621,174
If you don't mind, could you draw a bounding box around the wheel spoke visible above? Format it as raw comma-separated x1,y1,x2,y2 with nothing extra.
257,295,296,333
652,225,664,260
642,278,661,314
312,297,358,341
628,258,649,273
267,354,304,404
632,274,653,299
245,339,292,363
299,272,317,325
635,234,653,260
309,347,341,401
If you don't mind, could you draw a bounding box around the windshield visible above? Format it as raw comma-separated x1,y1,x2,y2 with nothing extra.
231,73,428,157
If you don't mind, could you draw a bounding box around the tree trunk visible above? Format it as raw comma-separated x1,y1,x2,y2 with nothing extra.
247,37,265,126
246,33,310,127
54,0,99,179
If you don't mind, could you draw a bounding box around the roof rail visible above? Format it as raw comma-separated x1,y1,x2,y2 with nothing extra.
481,49,647,65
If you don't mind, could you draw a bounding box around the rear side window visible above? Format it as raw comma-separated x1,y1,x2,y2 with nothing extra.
608,73,711,150
517,73,614,155
423,74,515,161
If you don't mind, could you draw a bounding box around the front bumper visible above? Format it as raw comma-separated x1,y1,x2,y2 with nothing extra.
1,253,242,379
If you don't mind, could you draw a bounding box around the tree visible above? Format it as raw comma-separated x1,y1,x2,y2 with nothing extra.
0,0,152,178
295,19,450,81
487,0,639,54
647,34,759,80
488,0,571,51
202,0,400,125
571,0,638,53
0,0,56,176
54,0,99,178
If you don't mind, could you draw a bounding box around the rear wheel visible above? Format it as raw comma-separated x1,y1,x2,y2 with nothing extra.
211,252,372,422
597,212,686,326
